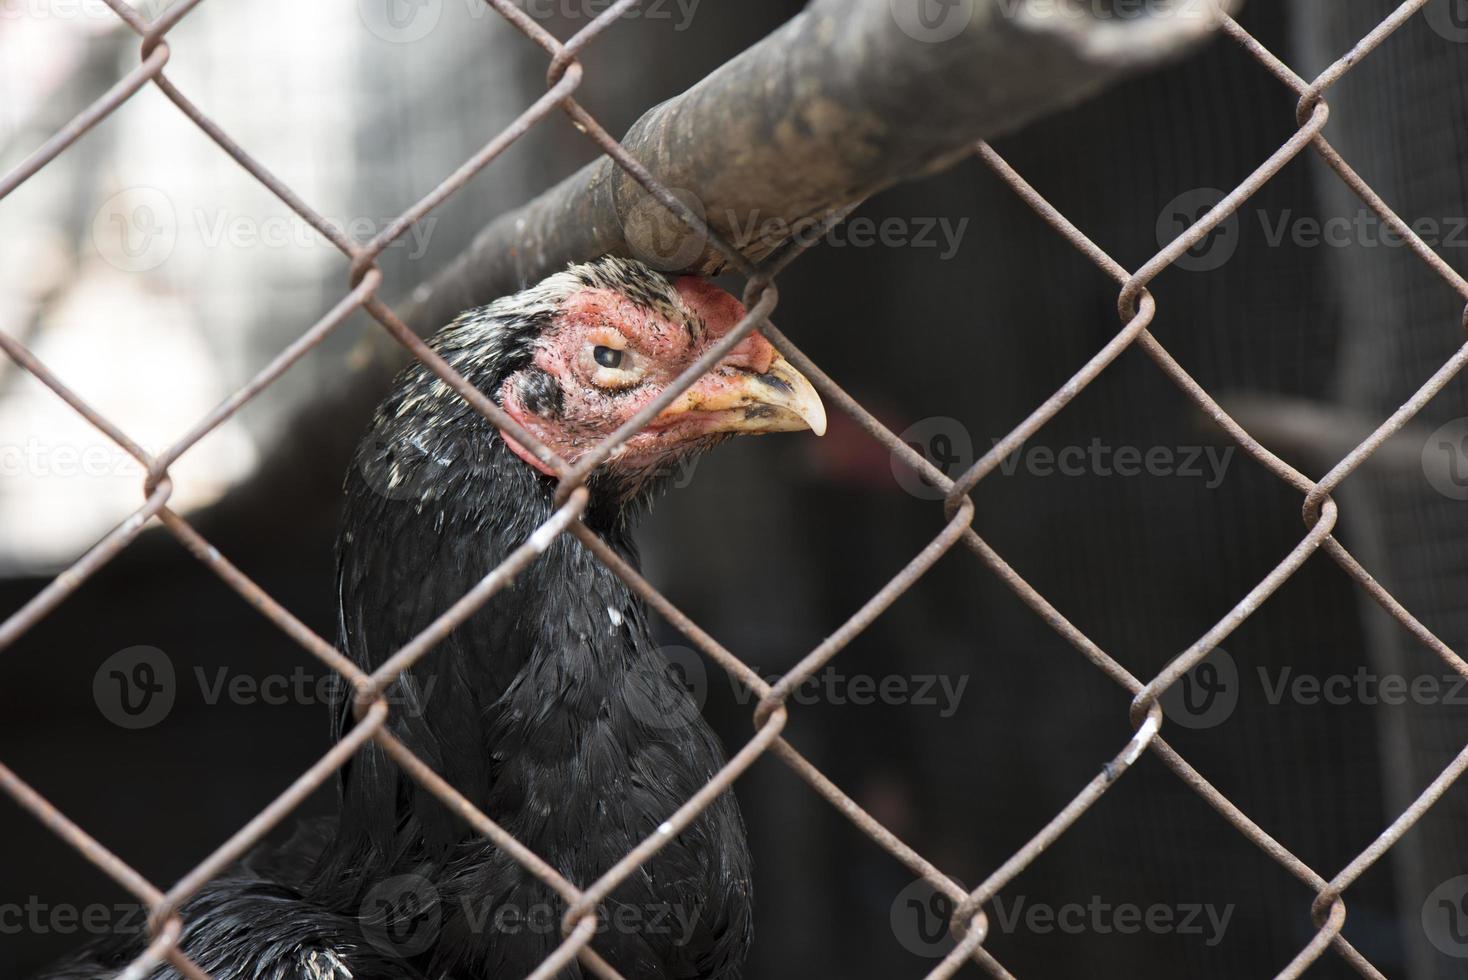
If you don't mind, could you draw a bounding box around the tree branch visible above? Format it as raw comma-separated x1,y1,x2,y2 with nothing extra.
405,0,1240,333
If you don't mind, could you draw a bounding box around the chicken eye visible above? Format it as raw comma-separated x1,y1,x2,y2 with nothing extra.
593,345,625,369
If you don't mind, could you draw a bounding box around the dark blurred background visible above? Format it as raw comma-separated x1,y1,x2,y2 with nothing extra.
5,0,1468,976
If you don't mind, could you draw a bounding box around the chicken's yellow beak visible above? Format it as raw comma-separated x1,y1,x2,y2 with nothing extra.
655,351,827,437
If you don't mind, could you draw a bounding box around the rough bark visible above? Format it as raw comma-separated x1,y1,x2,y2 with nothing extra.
405,0,1240,333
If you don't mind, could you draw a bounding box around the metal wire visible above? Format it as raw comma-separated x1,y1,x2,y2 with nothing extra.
1,0,1464,976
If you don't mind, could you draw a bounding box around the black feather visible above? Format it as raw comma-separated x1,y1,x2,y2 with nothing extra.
34,258,751,980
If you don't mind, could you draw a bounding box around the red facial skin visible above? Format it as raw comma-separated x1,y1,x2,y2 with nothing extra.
499,278,777,478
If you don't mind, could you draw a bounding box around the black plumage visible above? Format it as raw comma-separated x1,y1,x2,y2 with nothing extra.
315,308,753,978
33,257,803,980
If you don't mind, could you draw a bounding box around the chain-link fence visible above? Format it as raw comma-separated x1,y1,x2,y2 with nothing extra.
2,0,1466,977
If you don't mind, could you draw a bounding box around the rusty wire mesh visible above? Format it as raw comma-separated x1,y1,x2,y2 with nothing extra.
1,0,1466,977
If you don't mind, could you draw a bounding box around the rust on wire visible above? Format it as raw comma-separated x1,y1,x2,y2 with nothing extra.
1,0,1466,977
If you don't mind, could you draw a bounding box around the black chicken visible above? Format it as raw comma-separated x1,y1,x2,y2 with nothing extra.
37,257,825,979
